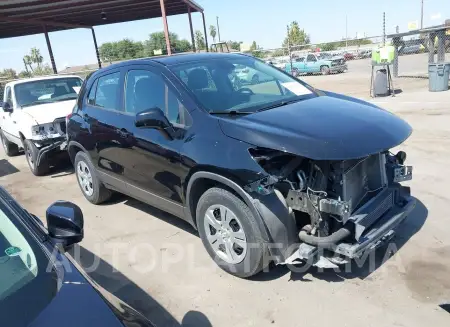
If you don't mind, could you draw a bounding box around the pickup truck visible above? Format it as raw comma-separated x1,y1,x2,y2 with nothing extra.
0,75,82,175
285,53,347,76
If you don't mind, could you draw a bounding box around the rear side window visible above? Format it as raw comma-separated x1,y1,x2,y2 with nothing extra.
88,72,120,110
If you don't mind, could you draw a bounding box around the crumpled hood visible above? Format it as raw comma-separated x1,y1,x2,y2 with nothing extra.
21,100,76,124
218,92,412,160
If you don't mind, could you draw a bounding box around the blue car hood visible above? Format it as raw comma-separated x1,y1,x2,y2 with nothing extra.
218,92,412,160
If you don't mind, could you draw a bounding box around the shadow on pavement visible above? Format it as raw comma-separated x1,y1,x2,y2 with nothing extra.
70,245,212,327
440,303,450,314
0,159,19,177
254,198,428,283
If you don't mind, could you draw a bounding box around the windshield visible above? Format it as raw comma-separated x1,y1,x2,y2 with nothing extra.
0,197,57,327
14,77,82,108
170,56,315,113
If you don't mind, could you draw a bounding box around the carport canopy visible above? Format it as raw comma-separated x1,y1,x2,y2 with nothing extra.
0,0,207,73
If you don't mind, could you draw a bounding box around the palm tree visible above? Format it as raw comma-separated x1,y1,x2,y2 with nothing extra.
23,55,34,72
30,48,43,68
195,30,205,50
209,25,217,43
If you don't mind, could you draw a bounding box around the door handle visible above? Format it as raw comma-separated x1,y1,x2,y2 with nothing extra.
116,128,131,138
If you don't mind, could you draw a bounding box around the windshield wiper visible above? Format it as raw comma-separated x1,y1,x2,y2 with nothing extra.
209,110,253,116
21,100,52,107
256,98,304,112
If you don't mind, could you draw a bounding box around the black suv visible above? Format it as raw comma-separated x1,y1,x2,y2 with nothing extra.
67,53,415,277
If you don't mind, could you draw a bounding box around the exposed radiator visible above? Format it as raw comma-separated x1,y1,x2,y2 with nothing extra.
341,154,386,212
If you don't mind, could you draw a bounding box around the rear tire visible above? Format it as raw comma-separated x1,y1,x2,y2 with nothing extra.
1,131,19,157
74,151,111,204
196,187,268,278
24,139,49,176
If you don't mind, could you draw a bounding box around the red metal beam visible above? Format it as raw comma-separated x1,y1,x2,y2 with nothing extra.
188,6,196,52
202,12,209,52
43,25,58,74
160,0,172,55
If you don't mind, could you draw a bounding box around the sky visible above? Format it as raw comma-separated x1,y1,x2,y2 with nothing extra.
1,0,449,72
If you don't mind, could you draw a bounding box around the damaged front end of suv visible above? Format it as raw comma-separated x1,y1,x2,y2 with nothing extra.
219,93,416,269
245,147,414,268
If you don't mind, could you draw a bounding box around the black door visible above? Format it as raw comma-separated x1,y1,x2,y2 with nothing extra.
118,65,192,217
81,69,133,181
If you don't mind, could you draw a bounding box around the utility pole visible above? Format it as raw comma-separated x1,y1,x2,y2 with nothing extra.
287,25,293,74
345,15,348,49
383,12,386,46
420,0,424,29
216,16,221,42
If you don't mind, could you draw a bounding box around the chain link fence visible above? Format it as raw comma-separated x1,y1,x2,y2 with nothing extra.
244,28,450,79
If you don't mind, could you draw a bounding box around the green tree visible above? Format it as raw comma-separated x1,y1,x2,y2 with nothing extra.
18,71,32,78
144,32,191,55
23,55,33,73
195,30,206,50
250,41,258,51
209,25,217,43
271,48,286,57
99,39,145,62
30,47,43,68
227,40,242,51
0,68,18,80
319,42,338,51
283,21,310,48
33,65,53,76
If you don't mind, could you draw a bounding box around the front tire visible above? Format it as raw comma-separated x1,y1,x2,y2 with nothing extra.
321,65,331,75
196,187,268,278
24,139,49,176
74,151,111,204
1,131,19,157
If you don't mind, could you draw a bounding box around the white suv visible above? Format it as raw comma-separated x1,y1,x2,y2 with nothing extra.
0,75,82,175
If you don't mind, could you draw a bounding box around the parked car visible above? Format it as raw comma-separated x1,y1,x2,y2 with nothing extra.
234,64,271,84
343,52,355,61
0,186,155,327
285,53,347,76
67,53,415,278
400,44,422,55
0,75,83,175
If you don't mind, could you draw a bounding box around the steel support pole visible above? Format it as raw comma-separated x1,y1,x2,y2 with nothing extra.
91,27,102,68
159,0,172,55
188,6,196,52
43,25,57,74
428,33,435,64
437,30,446,63
393,38,399,78
202,12,209,52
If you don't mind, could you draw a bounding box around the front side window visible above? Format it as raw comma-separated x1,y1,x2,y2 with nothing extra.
14,77,82,108
170,56,315,113
125,69,188,126
94,72,121,110
0,201,57,327
5,87,12,106
306,54,317,62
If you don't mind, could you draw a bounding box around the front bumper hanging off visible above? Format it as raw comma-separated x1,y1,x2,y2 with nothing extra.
284,184,416,268
35,139,68,167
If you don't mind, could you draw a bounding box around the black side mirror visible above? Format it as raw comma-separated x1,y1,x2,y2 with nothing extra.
46,201,84,248
2,102,13,113
135,107,174,139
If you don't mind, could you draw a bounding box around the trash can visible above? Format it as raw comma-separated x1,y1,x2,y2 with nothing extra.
428,63,450,92
373,69,389,96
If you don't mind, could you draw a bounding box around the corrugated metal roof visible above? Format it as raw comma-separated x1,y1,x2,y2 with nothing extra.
0,0,203,38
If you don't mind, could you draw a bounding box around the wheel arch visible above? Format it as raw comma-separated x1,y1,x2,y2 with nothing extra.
185,171,271,241
68,141,88,164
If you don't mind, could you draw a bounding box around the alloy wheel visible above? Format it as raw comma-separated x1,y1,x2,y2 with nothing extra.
77,160,94,196
203,204,247,264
